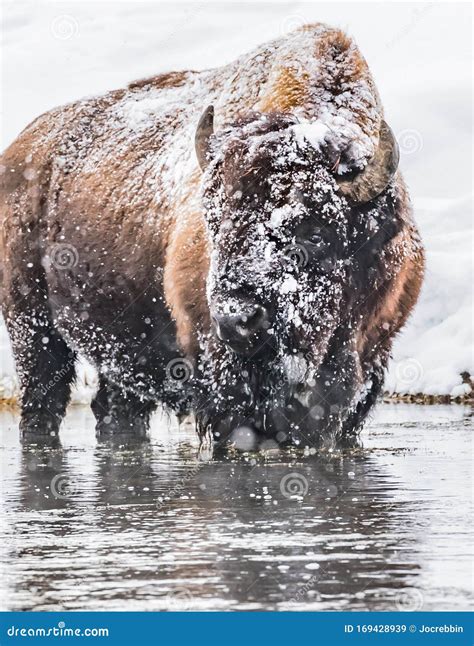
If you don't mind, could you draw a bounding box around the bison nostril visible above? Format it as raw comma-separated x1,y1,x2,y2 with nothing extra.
237,306,266,331
211,305,270,348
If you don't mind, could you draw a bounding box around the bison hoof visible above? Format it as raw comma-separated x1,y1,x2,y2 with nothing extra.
19,414,61,443
95,415,149,438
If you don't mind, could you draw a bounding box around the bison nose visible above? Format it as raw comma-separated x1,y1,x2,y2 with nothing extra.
212,305,270,354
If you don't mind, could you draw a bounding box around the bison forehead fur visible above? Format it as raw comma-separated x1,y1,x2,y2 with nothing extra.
0,23,424,448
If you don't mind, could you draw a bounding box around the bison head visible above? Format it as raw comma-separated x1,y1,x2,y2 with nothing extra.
194,106,399,446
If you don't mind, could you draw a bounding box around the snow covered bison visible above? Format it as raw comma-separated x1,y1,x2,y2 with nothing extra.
0,24,424,447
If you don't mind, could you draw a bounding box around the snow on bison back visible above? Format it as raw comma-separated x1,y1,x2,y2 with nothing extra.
0,23,424,449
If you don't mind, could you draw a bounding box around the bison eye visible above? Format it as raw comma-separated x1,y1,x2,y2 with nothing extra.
295,222,329,250
307,231,324,247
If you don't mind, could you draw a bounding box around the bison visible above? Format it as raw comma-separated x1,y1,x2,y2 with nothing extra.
0,24,424,449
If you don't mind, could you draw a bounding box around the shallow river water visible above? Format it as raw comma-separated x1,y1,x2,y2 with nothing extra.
0,403,472,611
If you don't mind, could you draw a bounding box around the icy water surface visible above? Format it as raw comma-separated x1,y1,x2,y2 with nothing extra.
0,403,472,611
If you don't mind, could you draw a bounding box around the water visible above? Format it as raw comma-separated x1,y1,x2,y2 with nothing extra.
0,403,472,611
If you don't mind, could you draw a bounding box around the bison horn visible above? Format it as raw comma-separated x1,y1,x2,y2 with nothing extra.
336,120,399,204
195,105,215,170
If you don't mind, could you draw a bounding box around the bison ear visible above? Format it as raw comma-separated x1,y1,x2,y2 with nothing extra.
336,120,399,204
195,105,215,171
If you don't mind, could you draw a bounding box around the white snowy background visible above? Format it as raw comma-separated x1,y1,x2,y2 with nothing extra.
0,1,472,401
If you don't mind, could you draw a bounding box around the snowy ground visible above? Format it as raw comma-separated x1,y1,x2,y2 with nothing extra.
0,1,472,400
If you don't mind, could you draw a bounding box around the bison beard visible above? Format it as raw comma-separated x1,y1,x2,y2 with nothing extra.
194,333,366,450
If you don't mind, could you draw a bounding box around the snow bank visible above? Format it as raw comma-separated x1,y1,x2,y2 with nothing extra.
0,2,471,400
386,195,472,398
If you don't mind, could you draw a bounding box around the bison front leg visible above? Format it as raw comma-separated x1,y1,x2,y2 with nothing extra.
4,300,76,440
340,364,385,442
288,334,364,448
91,375,157,437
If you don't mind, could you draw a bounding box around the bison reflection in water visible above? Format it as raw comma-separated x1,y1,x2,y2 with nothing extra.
0,25,424,449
